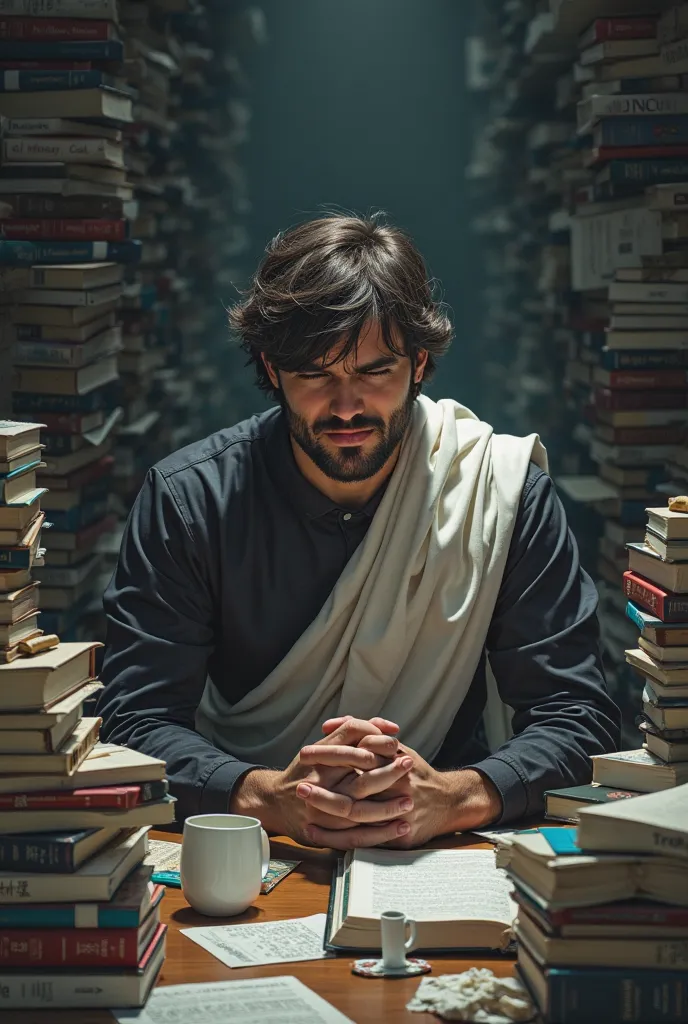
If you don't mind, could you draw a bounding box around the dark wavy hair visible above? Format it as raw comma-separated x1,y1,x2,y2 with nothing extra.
229,212,453,401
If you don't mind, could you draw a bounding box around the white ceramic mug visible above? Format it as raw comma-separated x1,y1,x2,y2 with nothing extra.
180,813,270,917
380,910,417,969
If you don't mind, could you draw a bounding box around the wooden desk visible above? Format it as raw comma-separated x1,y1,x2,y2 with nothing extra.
12,830,518,1024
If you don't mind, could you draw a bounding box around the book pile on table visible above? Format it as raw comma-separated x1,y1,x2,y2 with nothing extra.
510,786,688,1024
620,501,688,780
0,633,174,1009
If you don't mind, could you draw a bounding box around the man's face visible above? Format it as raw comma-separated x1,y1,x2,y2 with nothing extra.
266,322,427,483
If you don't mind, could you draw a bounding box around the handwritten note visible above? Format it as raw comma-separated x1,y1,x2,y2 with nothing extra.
181,913,332,968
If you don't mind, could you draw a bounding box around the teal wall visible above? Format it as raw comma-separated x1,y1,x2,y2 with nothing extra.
237,0,482,417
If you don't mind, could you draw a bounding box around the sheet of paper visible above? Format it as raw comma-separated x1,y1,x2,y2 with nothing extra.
349,849,515,923
113,976,354,1024
181,913,332,967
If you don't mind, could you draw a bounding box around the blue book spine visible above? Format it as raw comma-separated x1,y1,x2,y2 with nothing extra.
604,158,688,183
612,77,682,93
0,41,123,60
0,547,31,568
0,240,140,265
0,834,81,873
13,389,113,414
0,905,140,927
0,69,109,91
540,965,688,1023
600,349,688,370
597,115,688,147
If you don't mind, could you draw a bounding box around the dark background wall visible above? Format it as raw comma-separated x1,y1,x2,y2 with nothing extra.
235,0,482,419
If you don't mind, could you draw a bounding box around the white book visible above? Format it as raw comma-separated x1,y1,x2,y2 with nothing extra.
577,784,688,860
0,742,166,794
609,280,688,302
577,92,688,132
0,0,117,17
0,827,149,903
2,137,124,168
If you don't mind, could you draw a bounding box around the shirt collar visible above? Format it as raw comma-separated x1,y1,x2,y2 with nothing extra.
265,410,388,520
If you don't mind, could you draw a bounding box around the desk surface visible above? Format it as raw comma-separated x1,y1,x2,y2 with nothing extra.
13,830,518,1024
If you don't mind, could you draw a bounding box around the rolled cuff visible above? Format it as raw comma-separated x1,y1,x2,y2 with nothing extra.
467,754,529,825
197,758,263,815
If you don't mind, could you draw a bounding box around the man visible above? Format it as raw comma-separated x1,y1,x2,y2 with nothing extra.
97,214,620,850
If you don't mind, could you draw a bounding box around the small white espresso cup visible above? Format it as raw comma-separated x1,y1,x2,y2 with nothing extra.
380,910,417,969
180,813,270,917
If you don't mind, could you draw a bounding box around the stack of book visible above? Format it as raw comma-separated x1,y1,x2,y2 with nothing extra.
510,786,688,1024
0,419,47,662
0,634,174,1008
622,501,688,779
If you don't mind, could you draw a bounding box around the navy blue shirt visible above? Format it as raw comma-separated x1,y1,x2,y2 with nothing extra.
97,407,620,826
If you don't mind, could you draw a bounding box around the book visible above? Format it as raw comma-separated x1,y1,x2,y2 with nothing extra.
13,282,123,306
0,613,40,648
0,0,118,16
628,543,688,592
639,636,688,663
515,909,688,970
0,921,166,1008
0,39,124,61
1,192,131,216
623,570,688,622
0,679,101,752
0,465,41,504
597,158,688,186
595,388,688,412
627,600,688,644
644,730,688,762
577,96,688,132
0,864,160,929
0,15,119,40
0,176,131,197
2,136,124,167
0,780,168,810
0,742,166,794
605,330,688,350
626,646,688,686
0,511,42,567
0,494,44,533
0,566,31,592
517,942,688,1024
0,69,126,92
592,748,688,792
579,17,657,50
0,794,175,833
513,885,688,938
0,826,149,903
645,531,688,561
0,419,43,461
325,848,515,952
12,304,117,329
0,715,99,775
647,506,688,540
2,217,127,240
0,640,100,710
0,581,38,622
12,354,119,395
0,238,140,264
577,785,688,860
0,904,160,967
545,784,640,823
0,825,118,872
507,831,687,908
644,698,688,731
593,115,688,150
14,326,123,369
580,39,659,67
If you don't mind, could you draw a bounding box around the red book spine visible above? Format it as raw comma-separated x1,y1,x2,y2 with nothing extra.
0,786,140,810
0,17,114,41
592,144,688,163
623,570,667,619
1,219,127,242
0,927,140,967
588,17,658,42
40,411,99,433
603,370,688,390
595,388,688,411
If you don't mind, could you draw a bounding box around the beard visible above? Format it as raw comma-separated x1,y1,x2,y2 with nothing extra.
282,381,417,483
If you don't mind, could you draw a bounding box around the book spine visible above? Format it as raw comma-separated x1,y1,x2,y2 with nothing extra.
0,194,124,217
545,966,688,1023
623,574,667,619
138,779,168,803
0,68,108,90
562,904,688,926
597,115,688,147
0,788,133,810
0,0,115,14
585,95,688,123
600,350,688,371
0,59,92,67
593,144,688,163
0,218,126,241
608,75,682,94
0,40,122,59
605,158,688,183
588,17,657,42
39,411,97,432
602,425,686,444
48,497,107,530
0,239,140,265
0,549,31,568
0,17,112,40
0,925,140,966
0,834,72,873
595,388,687,409
14,340,84,367
13,390,108,413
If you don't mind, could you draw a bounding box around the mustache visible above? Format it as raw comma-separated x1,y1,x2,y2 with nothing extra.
315,417,383,433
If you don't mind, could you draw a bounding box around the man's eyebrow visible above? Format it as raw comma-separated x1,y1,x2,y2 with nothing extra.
297,355,400,373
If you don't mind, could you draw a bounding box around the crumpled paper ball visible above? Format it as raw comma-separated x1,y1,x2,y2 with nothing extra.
406,967,535,1023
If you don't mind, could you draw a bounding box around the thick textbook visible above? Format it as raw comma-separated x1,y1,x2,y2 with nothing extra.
592,748,688,792
0,742,166,794
0,640,100,710
577,785,688,860
0,825,118,872
325,848,515,952
544,784,640,823
0,714,99,774
0,794,176,833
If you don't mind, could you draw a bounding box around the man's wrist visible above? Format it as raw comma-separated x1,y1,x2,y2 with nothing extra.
442,768,503,832
229,767,282,832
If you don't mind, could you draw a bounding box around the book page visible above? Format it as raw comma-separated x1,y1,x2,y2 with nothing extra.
181,914,332,968
113,977,354,1024
347,849,514,923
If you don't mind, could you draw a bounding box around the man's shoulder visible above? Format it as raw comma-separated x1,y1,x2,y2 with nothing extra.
153,407,281,484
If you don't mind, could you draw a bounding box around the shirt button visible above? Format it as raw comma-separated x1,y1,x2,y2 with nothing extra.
343,513,352,521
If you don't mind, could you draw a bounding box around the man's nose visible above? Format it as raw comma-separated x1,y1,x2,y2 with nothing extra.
328,379,365,422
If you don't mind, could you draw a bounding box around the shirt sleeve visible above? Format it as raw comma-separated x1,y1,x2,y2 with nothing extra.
96,467,262,824
467,466,622,824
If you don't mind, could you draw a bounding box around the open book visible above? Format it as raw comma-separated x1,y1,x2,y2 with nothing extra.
325,848,515,953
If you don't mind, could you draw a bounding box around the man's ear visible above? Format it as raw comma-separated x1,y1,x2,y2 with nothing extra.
262,354,280,391
414,349,429,385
